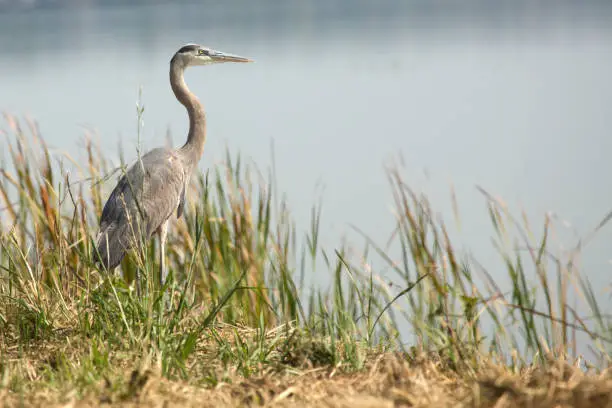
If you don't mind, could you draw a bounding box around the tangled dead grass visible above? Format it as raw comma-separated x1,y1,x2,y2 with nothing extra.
2,334,611,408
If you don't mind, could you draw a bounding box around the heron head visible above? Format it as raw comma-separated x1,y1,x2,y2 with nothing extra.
172,43,253,67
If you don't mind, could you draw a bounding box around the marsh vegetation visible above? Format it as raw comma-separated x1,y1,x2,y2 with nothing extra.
0,113,611,407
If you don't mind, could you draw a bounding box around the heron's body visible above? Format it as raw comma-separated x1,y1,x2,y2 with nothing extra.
96,147,187,271
94,43,251,285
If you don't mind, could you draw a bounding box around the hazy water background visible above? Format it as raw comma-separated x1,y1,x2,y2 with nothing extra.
1,1,612,345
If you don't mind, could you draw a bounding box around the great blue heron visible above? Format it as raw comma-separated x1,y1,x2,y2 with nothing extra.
94,43,252,287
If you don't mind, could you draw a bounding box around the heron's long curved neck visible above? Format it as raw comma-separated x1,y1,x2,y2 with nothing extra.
171,61,206,170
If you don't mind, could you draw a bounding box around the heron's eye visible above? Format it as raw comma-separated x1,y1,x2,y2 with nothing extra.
198,49,208,56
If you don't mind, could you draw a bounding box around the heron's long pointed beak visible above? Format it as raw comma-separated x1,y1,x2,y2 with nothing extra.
210,50,253,63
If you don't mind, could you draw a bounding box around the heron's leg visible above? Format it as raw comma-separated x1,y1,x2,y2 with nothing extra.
135,268,141,297
159,219,169,287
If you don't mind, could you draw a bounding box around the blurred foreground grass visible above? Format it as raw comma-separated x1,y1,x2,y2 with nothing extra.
0,113,611,407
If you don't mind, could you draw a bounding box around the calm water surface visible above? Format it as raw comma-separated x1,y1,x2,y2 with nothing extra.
1,2,612,319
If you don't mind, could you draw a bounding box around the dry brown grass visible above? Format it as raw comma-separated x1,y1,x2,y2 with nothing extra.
2,329,611,408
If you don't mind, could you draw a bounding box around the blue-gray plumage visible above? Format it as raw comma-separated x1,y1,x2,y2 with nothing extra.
94,43,252,286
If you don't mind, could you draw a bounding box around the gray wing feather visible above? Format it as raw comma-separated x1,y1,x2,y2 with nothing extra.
95,147,186,269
